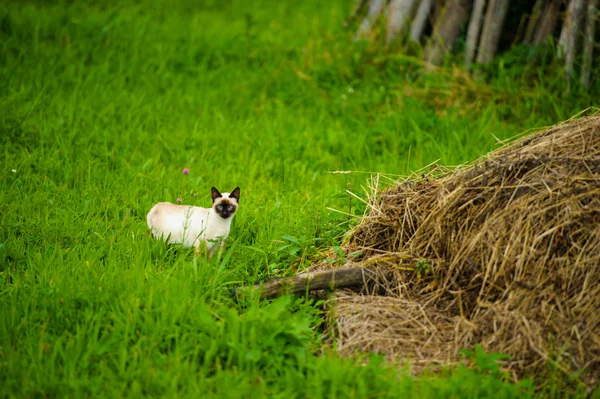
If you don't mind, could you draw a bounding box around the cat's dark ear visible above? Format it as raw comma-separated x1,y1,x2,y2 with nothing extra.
230,187,240,202
211,187,222,202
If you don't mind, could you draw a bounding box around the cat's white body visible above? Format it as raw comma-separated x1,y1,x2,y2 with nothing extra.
147,188,239,257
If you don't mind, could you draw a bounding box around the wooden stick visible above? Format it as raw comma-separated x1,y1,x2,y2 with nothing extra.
235,265,394,299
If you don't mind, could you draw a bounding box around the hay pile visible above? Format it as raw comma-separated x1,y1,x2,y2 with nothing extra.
327,115,600,388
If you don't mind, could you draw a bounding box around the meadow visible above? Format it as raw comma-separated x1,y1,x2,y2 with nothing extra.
0,0,597,397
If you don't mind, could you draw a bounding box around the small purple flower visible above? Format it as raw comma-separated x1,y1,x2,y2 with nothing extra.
176,197,182,203
183,168,189,175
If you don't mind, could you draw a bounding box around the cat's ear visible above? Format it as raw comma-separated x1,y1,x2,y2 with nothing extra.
230,187,240,202
211,187,222,202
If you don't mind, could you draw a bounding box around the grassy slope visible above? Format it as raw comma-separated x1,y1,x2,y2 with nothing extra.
0,0,595,397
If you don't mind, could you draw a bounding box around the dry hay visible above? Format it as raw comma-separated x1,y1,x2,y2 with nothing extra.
326,115,600,389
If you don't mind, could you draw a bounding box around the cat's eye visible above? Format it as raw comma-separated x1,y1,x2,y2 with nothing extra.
227,205,233,211
217,205,223,210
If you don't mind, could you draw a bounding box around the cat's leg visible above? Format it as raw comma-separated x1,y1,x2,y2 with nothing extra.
194,240,208,257
216,241,226,260
207,238,225,260
207,245,220,259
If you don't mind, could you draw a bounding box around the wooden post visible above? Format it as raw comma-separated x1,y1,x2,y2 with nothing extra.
424,0,471,65
581,0,597,89
357,0,387,39
533,0,560,45
386,0,418,45
410,0,434,42
557,0,586,91
523,0,545,44
476,0,510,64
465,0,487,69
345,0,369,29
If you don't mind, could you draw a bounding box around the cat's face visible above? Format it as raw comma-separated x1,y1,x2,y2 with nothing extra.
211,187,240,219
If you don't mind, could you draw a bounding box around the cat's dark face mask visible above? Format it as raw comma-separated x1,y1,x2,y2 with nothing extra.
211,187,240,219
214,200,237,219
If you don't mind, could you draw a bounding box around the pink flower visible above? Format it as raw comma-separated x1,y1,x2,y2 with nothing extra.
176,197,182,203
183,168,189,175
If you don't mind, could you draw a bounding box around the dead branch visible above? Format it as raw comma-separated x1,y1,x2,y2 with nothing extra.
235,265,394,299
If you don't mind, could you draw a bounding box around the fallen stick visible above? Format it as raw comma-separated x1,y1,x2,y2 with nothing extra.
234,264,394,299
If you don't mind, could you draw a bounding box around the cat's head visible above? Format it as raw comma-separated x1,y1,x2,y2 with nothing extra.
211,187,240,219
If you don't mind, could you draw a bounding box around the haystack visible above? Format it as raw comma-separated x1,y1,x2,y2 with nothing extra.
326,115,600,388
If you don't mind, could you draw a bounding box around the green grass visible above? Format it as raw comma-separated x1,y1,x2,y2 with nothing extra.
0,0,597,397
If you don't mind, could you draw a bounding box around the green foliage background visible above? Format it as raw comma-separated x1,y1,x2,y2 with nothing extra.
0,0,596,397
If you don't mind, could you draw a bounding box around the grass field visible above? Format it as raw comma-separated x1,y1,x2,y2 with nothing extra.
1,0,597,397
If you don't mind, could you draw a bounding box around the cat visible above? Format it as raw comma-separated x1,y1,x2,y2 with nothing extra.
147,187,240,258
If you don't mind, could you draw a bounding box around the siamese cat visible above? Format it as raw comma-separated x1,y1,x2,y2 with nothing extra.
147,187,240,258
